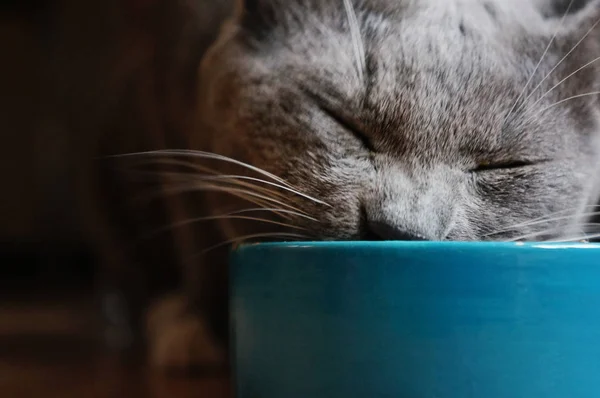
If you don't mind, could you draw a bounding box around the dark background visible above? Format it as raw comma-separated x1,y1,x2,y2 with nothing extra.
2,1,599,397
0,1,230,396
2,0,93,295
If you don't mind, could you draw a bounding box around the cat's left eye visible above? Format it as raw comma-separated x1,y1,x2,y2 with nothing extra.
471,160,534,172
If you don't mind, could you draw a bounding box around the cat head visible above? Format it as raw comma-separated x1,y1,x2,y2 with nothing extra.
195,0,600,243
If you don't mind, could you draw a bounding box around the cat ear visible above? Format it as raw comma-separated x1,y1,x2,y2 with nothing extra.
234,0,281,29
237,0,263,14
234,0,311,38
233,0,257,16
555,0,600,42
537,0,589,18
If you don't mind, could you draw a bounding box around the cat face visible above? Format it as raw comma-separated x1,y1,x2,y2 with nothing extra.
197,0,600,243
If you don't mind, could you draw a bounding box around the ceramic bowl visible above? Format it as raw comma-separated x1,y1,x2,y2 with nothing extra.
230,241,600,398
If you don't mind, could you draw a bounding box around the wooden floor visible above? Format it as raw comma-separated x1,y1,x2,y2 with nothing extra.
0,292,230,398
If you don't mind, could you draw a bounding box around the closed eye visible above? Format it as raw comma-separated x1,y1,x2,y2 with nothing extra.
471,160,537,172
305,89,375,152
320,105,376,152
300,84,375,152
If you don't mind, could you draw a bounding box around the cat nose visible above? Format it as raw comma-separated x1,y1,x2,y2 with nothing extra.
366,221,429,241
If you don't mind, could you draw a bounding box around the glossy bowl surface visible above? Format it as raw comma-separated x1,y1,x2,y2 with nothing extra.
230,242,600,398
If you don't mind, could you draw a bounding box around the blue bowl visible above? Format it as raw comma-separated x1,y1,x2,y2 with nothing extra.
230,241,600,398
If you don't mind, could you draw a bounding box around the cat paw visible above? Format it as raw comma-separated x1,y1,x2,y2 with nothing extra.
146,294,225,371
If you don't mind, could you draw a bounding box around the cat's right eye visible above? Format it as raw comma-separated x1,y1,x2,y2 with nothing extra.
319,105,376,152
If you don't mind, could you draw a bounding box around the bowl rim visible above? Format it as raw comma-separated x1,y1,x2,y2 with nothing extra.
233,241,600,252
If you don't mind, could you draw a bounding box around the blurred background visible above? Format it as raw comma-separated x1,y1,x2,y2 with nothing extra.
6,1,600,397
1,0,230,396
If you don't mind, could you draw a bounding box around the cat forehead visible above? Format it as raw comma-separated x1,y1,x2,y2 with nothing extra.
254,0,549,39
245,0,547,109
217,0,597,156
241,0,551,78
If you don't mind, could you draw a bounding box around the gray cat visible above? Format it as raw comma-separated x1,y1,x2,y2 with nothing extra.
113,0,600,369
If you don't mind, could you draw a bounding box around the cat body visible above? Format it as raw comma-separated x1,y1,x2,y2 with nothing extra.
181,0,600,367
58,0,600,369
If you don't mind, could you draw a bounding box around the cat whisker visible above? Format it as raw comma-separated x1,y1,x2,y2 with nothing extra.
163,177,310,217
145,214,308,239
125,160,292,200
484,208,600,238
504,222,600,242
524,54,600,114
160,171,297,203
524,91,600,123
504,228,560,242
342,0,366,83
504,0,575,123
135,175,289,205
203,208,316,223
213,192,287,219
193,174,327,206
131,172,301,221
517,10,600,114
551,233,600,243
482,206,594,236
131,170,290,204
126,157,213,175
198,232,311,256
153,208,316,235
138,180,312,217
222,207,317,220
544,225,594,242
126,161,312,209
116,152,331,207
109,149,294,188
160,183,312,215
